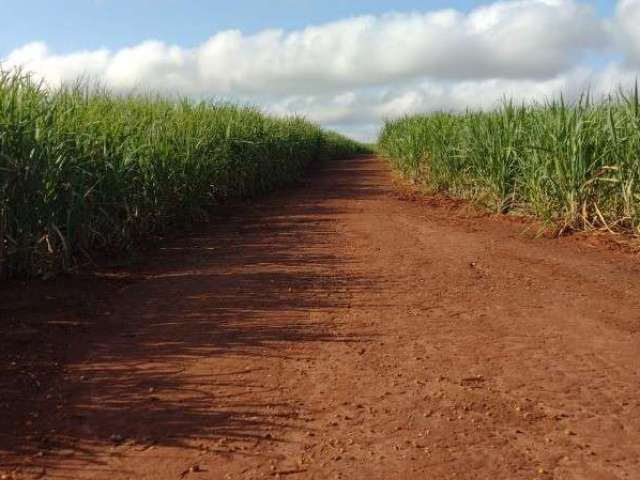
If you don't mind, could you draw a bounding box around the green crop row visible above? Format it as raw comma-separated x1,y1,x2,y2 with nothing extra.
379,88,640,235
0,70,367,277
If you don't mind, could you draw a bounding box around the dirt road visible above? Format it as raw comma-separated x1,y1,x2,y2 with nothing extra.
2,156,640,479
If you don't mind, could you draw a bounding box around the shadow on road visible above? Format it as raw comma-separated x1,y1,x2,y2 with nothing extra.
0,156,385,475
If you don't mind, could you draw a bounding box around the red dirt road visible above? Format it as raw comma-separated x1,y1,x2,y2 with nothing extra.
2,156,640,479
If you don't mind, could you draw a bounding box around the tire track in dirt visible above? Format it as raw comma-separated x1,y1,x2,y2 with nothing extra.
2,156,640,479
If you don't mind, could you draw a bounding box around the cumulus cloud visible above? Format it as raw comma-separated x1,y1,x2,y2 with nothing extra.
266,64,640,141
2,0,606,94
615,0,640,65
4,42,110,87
1,0,639,141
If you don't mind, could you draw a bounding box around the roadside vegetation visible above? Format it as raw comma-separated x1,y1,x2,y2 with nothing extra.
379,88,640,235
0,70,367,278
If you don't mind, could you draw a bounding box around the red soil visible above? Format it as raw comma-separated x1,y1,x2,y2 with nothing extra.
1,156,640,479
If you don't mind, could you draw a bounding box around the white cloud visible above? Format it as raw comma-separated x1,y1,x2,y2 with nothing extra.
2,0,605,94
266,64,640,140
4,42,110,87
615,0,640,65
1,0,638,141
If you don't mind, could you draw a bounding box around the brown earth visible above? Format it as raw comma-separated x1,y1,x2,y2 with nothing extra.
1,155,640,480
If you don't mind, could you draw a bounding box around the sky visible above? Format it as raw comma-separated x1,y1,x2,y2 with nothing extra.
1,0,639,141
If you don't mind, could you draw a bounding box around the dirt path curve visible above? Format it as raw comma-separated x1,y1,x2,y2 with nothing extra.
2,155,640,480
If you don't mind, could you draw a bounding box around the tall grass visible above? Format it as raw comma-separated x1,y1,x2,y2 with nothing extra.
0,70,367,278
379,88,640,234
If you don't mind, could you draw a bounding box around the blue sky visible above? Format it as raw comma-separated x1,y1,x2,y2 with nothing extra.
0,0,618,56
1,1,637,141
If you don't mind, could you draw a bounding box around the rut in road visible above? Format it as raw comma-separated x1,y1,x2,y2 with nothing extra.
2,155,640,480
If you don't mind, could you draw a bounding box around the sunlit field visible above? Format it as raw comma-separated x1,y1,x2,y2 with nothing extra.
379,89,640,235
0,71,367,277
